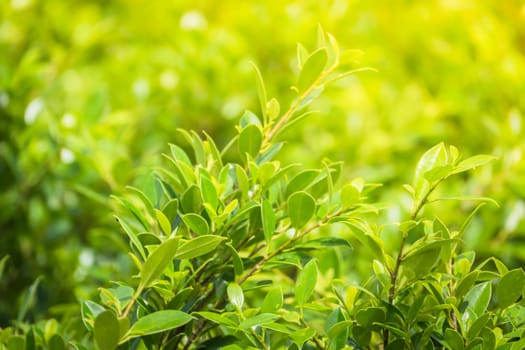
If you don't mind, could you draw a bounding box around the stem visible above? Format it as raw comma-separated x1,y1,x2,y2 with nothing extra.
122,287,142,318
260,62,338,152
384,180,442,347
238,210,342,285
182,210,344,349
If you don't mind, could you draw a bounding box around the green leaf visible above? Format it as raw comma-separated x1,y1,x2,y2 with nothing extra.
239,110,261,128
238,124,263,159
444,328,464,350
290,328,316,349
413,142,447,198
0,255,8,281
462,282,492,321
424,164,454,182
200,175,219,210
261,287,283,314
226,243,244,277
17,276,41,323
288,191,316,229
139,238,179,290
48,334,66,350
7,336,25,350
456,271,480,300
266,98,280,122
261,198,276,246
293,237,352,250
451,155,498,175
125,310,194,339
181,213,209,235
114,215,146,260
496,268,525,309
94,310,119,350
251,63,268,124
295,259,318,305
154,209,171,235
467,313,490,339
227,283,244,309
285,170,320,197
341,184,360,208
175,235,225,260
235,165,249,199
239,313,280,329
355,307,386,330
195,311,236,327
181,185,202,214
169,143,192,166
297,48,328,93
161,199,179,223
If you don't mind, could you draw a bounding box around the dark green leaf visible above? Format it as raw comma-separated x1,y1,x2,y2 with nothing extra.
355,307,386,330
48,334,66,350
444,328,464,350
0,255,9,281
181,185,202,214
94,310,119,350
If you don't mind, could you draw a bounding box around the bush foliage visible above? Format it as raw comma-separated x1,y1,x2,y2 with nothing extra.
1,1,525,350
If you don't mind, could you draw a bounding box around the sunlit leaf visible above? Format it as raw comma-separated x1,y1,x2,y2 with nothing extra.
288,191,316,229
295,259,318,305
297,48,328,93
175,235,225,260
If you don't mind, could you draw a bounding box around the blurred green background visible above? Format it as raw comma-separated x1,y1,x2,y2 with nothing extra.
1,0,524,328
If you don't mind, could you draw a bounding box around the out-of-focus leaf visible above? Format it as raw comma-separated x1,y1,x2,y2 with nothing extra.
94,310,119,350
261,287,283,314
451,155,498,175
297,48,328,93
227,283,244,309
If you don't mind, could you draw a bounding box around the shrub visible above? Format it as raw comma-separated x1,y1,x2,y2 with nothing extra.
1,28,524,350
